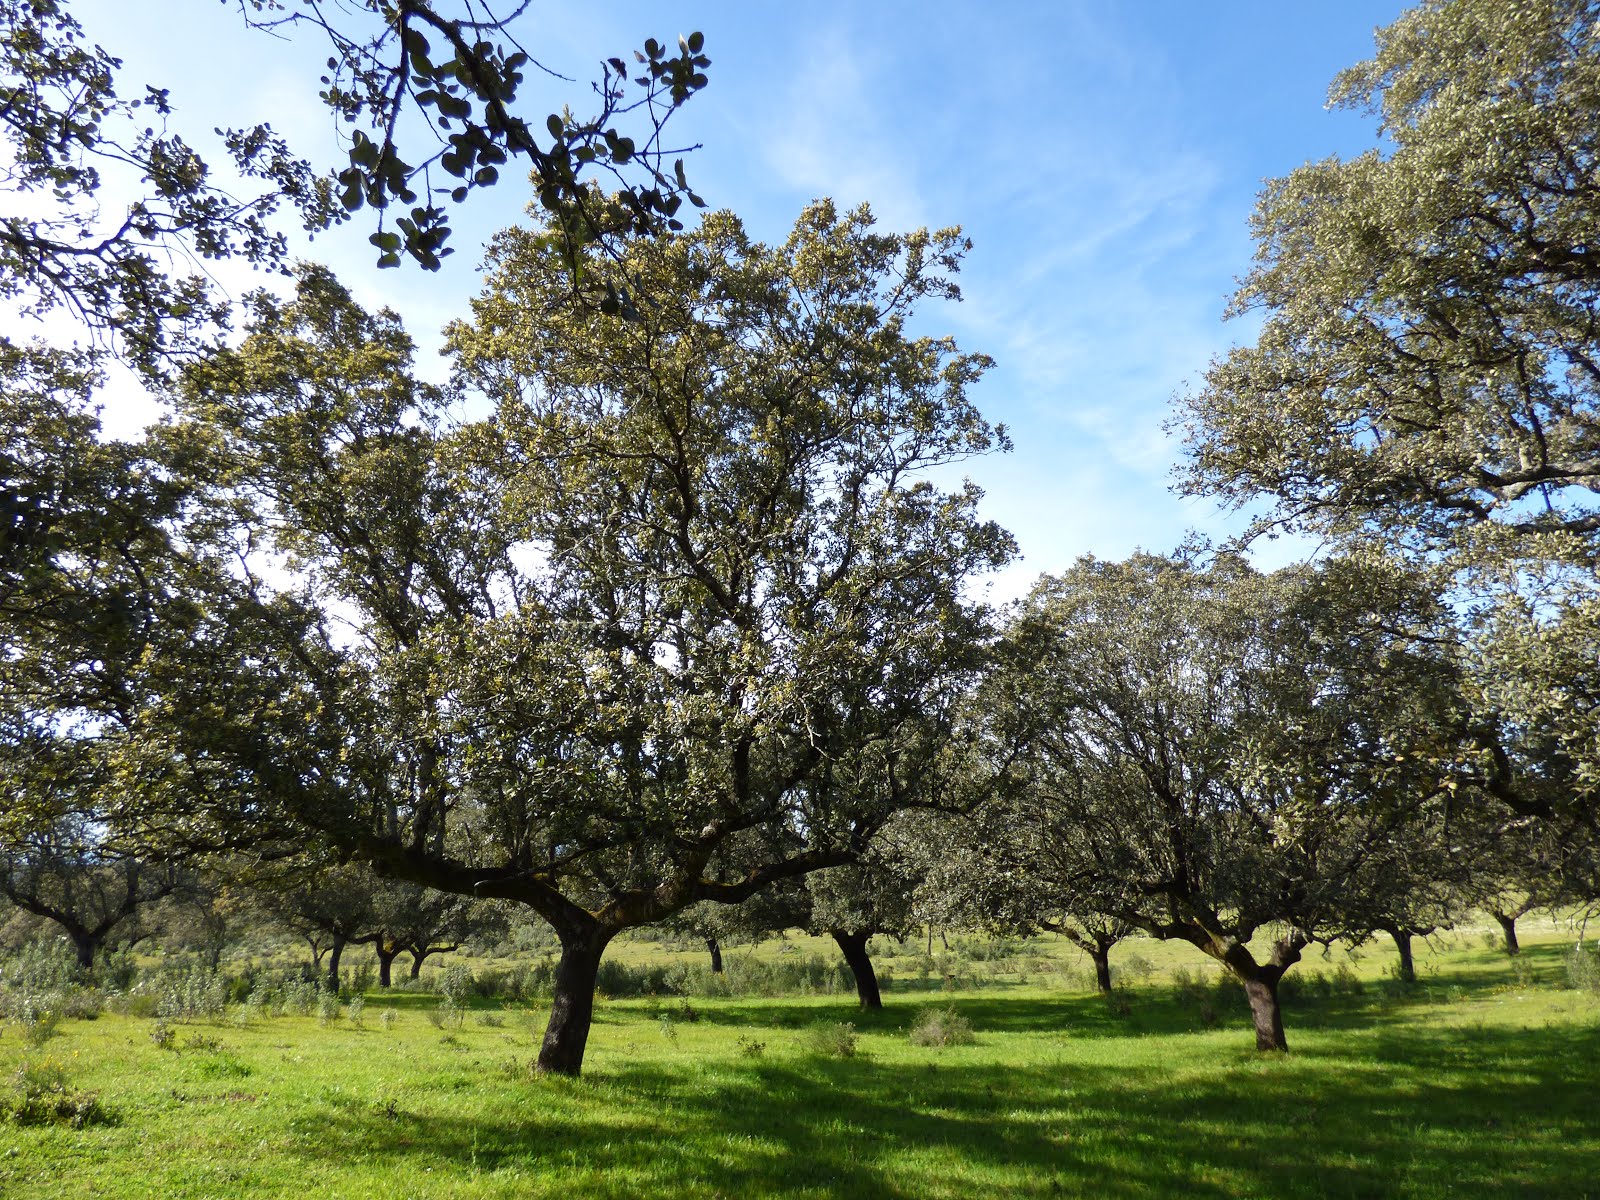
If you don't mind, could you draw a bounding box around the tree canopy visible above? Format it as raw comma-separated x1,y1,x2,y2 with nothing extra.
982,551,1468,1049
0,0,708,369
164,201,1012,1073
1176,0,1600,572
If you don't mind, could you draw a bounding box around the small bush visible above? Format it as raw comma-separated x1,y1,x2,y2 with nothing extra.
427,997,464,1030
2,1057,111,1128
150,1020,176,1050
1565,944,1600,993
347,995,366,1028
800,1021,858,1058
0,941,82,994
437,965,475,1005
153,968,228,1022
316,992,341,1026
379,1008,398,1031
107,991,159,1019
15,997,62,1048
908,1006,975,1047
736,1035,766,1058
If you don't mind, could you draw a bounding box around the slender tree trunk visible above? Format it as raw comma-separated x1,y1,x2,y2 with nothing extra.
706,936,723,975
326,932,347,993
831,930,882,1010
376,946,398,988
409,952,424,980
1494,912,1521,956
1242,974,1287,1051
536,923,613,1076
1091,944,1113,994
1388,927,1416,983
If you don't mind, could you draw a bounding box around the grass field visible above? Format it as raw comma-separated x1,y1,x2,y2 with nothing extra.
2,924,1597,1199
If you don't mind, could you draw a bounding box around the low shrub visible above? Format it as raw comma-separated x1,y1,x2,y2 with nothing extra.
908,1006,975,1047
2,1057,111,1128
1566,943,1600,993
800,1020,858,1058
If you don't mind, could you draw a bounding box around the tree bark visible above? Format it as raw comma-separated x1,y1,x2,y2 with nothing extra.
1242,974,1287,1051
1209,936,1301,1052
409,952,424,980
1090,943,1113,994
69,930,98,972
706,936,723,975
326,932,347,993
831,929,882,1010
536,923,613,1076
1388,927,1416,983
1494,912,1521,956
376,945,399,988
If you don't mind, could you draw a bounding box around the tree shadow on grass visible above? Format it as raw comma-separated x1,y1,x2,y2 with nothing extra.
276,1007,1600,1199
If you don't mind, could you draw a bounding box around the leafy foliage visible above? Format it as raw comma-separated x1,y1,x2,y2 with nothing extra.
1176,0,1600,571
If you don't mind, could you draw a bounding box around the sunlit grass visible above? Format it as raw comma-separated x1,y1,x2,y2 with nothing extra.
3,924,1596,1198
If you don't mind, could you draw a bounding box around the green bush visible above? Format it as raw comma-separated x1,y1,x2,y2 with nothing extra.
908,1006,975,1047
153,968,229,1021
1565,943,1600,993
800,1020,858,1058
2,1056,110,1128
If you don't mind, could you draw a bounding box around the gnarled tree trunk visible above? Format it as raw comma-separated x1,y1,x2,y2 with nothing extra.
1090,943,1113,994
326,931,347,992
536,921,614,1076
375,943,400,988
1387,926,1416,983
706,936,723,975
1242,973,1287,1051
831,929,882,1010
1494,912,1521,956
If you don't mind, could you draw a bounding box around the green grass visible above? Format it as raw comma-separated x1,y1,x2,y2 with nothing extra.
3,927,1597,1198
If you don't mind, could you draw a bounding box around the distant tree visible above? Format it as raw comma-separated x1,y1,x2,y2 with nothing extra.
165,202,1011,1074
987,552,1468,1050
915,808,1134,995
0,817,185,970
806,861,920,1010
258,862,380,987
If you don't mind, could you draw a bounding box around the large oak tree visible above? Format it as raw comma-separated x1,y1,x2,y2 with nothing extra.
172,202,1012,1074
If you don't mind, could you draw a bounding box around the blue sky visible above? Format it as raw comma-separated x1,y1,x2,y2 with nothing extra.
67,0,1411,598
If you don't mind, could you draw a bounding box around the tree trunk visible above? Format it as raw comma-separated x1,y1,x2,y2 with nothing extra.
1389,927,1416,983
831,929,882,1010
376,945,399,988
706,936,723,975
1242,974,1287,1051
1494,912,1521,956
326,932,347,993
1091,944,1113,994
409,951,424,980
69,930,98,973
536,924,613,1076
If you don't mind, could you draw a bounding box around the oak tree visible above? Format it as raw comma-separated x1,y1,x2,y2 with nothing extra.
173,203,1012,1074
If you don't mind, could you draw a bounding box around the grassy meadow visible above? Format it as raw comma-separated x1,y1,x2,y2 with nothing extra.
2,923,1598,1199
